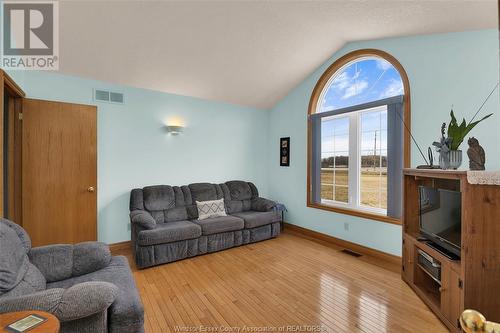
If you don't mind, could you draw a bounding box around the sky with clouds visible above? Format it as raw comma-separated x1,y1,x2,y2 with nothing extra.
320,58,401,159
320,58,403,111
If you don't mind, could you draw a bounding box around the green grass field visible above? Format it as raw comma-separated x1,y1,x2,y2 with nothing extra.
321,168,387,209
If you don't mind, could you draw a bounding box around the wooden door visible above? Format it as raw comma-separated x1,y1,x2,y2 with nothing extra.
22,99,97,246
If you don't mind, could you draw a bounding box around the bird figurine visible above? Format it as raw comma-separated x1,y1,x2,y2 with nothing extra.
467,137,485,171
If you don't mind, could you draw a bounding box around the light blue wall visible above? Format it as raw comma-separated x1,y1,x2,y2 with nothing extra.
8,71,270,244
7,30,499,255
267,30,500,256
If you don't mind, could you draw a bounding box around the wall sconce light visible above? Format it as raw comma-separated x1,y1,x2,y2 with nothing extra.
166,125,184,135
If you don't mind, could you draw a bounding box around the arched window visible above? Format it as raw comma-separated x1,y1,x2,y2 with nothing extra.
307,49,410,224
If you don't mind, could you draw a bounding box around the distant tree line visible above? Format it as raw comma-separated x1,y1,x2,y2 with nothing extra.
321,155,387,168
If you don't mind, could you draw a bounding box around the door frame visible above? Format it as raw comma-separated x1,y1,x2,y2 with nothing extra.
0,70,25,222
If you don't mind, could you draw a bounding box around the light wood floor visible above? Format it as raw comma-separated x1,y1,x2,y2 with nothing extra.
113,231,447,333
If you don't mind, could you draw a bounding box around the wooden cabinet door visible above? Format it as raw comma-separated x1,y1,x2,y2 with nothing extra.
22,99,97,246
448,268,462,332
441,265,462,331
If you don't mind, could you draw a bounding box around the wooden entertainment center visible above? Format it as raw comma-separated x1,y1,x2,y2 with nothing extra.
402,169,500,332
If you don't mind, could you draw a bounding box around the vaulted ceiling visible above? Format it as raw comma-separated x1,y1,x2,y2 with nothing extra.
59,1,497,109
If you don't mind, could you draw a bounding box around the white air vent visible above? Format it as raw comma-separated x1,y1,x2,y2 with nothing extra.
109,92,124,103
94,89,124,104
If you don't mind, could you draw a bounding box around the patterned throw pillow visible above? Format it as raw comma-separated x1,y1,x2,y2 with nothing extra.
196,198,227,220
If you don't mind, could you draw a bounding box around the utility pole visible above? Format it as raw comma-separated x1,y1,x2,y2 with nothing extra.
373,131,377,170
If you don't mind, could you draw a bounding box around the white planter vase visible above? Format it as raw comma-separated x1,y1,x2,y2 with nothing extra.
440,150,462,170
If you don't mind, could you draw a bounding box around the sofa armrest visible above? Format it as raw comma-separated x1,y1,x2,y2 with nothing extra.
56,282,118,321
29,242,111,282
0,282,117,322
251,197,277,212
130,210,156,230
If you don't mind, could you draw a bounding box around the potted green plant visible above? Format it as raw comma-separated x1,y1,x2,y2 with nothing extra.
434,110,492,170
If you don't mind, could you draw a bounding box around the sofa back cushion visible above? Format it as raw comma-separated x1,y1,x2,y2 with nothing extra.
1,218,31,252
130,185,189,223
225,181,256,200
130,181,259,219
143,185,175,211
0,220,46,298
186,183,225,219
223,181,259,213
188,183,223,201
129,183,225,222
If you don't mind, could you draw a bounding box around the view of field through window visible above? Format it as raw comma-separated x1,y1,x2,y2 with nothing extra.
316,56,403,213
321,116,349,203
360,108,387,209
320,108,387,209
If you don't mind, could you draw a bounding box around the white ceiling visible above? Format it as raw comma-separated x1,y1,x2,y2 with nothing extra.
59,1,497,109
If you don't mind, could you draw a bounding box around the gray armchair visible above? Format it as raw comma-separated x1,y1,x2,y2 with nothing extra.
0,218,144,333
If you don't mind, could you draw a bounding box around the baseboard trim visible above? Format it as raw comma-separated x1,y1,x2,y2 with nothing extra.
109,240,131,252
284,222,401,267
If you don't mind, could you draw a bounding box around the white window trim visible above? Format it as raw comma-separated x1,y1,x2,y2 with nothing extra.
319,105,388,216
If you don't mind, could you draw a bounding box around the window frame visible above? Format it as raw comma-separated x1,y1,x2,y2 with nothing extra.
307,49,411,225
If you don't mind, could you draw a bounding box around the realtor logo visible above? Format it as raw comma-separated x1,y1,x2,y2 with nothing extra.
1,1,59,70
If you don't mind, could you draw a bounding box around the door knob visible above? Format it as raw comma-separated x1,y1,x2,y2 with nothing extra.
87,186,95,193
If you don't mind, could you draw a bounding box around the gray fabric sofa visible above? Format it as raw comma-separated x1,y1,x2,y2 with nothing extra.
130,180,281,268
0,218,144,333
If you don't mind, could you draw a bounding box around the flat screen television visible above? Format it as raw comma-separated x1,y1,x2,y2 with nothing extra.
419,186,462,258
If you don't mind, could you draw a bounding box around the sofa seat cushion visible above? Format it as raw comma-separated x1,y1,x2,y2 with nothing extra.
137,221,201,246
232,210,281,229
193,216,244,235
47,256,144,333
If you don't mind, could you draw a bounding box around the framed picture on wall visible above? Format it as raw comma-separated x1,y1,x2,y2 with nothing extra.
280,137,290,166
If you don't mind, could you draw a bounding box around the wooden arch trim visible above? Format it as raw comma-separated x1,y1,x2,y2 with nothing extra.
306,49,411,225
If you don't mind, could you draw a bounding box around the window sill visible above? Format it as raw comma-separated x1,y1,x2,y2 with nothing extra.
307,202,401,225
